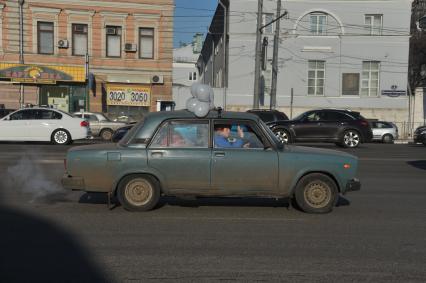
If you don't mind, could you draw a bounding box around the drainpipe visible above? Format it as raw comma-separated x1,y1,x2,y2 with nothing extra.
218,0,227,110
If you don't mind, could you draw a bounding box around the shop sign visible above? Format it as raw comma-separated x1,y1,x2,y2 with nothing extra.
0,63,86,84
106,84,151,107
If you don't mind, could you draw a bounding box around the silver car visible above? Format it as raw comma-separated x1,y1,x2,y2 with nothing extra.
370,121,398,143
73,112,126,141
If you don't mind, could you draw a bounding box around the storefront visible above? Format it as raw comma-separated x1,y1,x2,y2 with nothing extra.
104,83,151,121
0,63,86,113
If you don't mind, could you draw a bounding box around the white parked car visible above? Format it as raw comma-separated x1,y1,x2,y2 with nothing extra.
370,121,398,143
0,107,90,145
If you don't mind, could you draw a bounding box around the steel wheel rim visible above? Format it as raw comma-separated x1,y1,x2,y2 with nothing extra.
54,131,68,144
275,130,289,143
344,131,359,147
304,181,332,209
102,130,112,140
124,179,153,206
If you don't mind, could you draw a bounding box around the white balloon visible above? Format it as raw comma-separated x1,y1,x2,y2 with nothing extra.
196,84,211,102
194,101,210,117
186,97,198,112
190,83,200,97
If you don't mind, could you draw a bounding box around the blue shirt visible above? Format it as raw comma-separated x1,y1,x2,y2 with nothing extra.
214,135,244,148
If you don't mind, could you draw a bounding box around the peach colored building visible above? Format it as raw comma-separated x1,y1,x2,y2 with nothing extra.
0,0,173,119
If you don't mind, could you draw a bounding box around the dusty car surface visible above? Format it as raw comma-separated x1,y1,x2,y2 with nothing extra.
73,112,126,141
62,110,360,214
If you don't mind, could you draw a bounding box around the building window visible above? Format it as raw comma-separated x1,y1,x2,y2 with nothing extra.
189,72,197,81
37,22,54,54
139,28,154,59
72,24,88,56
342,73,360,95
365,14,383,35
361,61,380,96
310,13,327,35
262,13,274,34
106,26,122,58
307,60,325,95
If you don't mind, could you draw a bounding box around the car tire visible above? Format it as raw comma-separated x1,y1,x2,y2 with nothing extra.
341,130,361,148
100,128,113,141
273,128,292,144
382,134,394,144
117,174,160,212
51,129,71,145
294,173,338,214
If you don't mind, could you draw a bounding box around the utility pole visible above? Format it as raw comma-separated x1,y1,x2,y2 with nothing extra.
18,0,25,107
270,0,282,110
253,0,263,108
218,0,227,110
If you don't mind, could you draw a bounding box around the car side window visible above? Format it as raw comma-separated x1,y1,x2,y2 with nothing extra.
150,120,209,148
10,110,35,120
324,112,351,121
259,112,274,123
305,111,322,122
38,110,55,119
89,115,98,122
214,120,266,149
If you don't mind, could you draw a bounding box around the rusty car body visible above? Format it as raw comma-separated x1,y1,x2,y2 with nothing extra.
62,110,360,213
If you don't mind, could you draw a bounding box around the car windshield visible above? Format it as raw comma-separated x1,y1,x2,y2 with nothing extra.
293,112,306,121
98,113,110,121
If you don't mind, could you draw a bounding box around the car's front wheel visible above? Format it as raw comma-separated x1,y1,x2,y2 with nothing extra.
294,173,338,214
51,129,71,145
273,128,291,144
341,130,361,148
117,175,160,212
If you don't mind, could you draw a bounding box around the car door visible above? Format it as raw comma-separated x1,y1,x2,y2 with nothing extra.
319,111,345,139
211,119,278,195
30,109,61,140
147,119,212,194
292,111,324,140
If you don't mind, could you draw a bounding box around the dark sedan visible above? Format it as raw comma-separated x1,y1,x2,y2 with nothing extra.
414,125,426,146
268,109,373,148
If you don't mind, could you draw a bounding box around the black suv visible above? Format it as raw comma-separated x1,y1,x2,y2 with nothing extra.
414,125,426,146
247,109,289,123
268,109,373,148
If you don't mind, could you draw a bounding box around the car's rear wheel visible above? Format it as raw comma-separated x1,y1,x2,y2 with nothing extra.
117,175,160,212
341,130,360,148
51,129,71,145
294,173,338,214
273,128,291,144
382,134,394,144
100,128,113,141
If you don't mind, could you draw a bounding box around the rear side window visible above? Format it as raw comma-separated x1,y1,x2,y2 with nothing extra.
258,112,275,123
38,110,62,119
150,120,210,148
274,112,289,121
324,111,353,121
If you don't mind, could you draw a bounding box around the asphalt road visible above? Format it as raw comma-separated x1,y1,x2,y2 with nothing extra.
0,141,425,282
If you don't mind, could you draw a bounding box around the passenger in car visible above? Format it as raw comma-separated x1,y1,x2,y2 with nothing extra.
214,124,246,148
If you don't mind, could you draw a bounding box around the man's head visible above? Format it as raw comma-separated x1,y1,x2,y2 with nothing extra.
215,125,231,138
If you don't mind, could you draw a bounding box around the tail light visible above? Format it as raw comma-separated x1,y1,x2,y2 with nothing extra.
80,120,89,127
360,120,369,127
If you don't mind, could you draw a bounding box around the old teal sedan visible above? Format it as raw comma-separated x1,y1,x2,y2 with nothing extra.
62,110,360,214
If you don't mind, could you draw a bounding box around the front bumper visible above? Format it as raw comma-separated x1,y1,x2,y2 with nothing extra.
344,178,361,194
61,174,85,191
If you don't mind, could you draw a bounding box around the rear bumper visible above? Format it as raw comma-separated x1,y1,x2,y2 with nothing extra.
343,178,361,194
61,174,85,191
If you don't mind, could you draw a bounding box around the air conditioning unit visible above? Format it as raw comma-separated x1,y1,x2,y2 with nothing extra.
151,75,164,84
58,39,69,48
124,43,137,52
106,27,117,35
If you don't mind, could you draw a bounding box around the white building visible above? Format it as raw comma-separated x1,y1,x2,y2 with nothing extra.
197,0,414,125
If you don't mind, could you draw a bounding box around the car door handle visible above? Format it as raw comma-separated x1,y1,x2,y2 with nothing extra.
214,152,225,157
151,151,164,158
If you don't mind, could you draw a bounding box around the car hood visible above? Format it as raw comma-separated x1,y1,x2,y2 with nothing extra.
285,145,357,159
